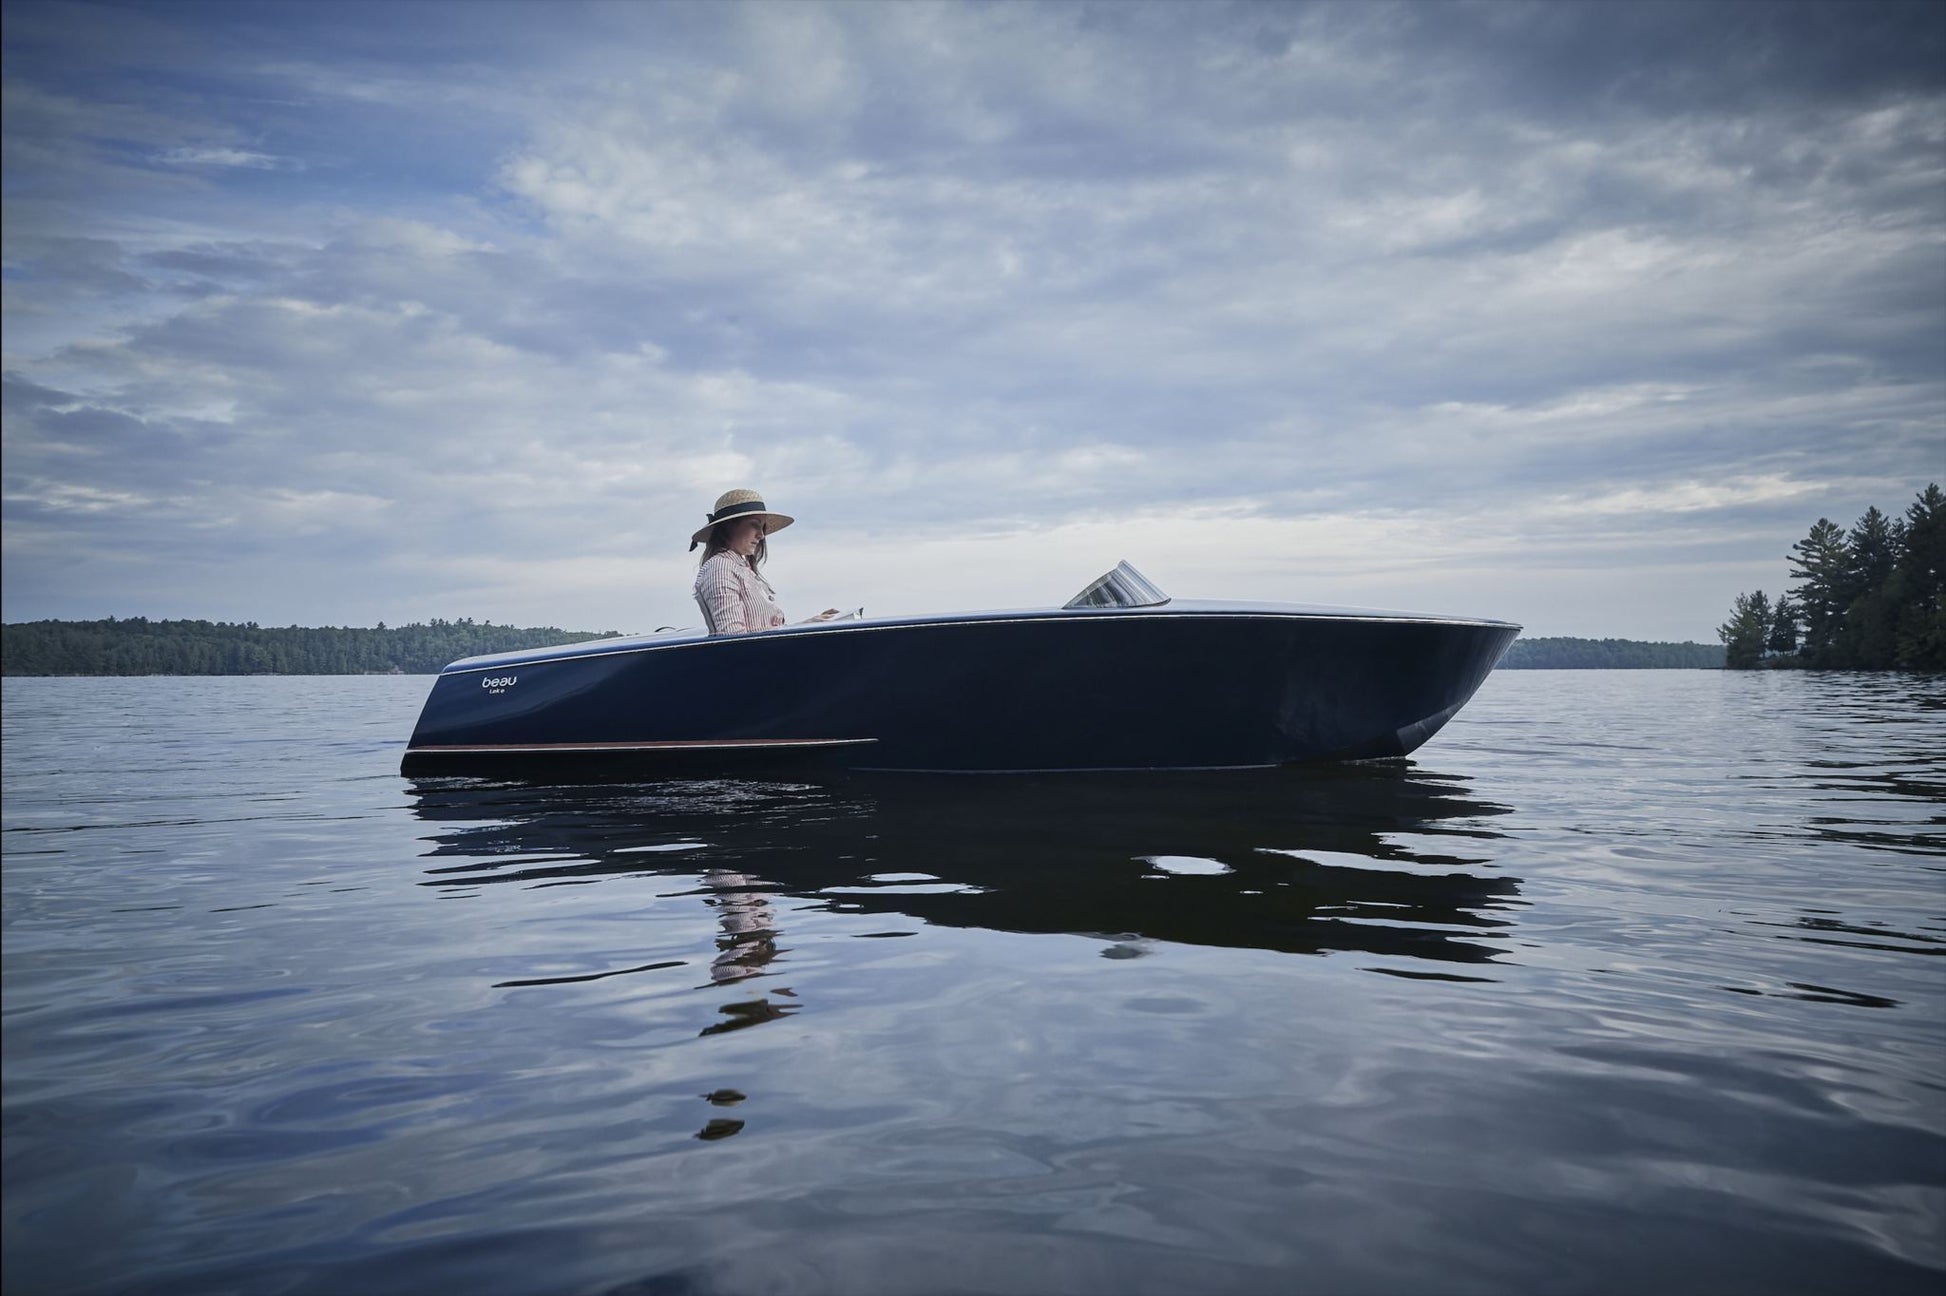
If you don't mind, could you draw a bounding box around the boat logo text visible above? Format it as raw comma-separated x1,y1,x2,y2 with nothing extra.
482,675,518,694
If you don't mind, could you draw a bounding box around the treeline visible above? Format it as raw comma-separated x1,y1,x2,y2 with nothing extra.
1499,637,1724,669
1718,484,1945,671
0,617,623,676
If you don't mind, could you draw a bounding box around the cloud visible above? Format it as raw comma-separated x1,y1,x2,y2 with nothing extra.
155,146,288,170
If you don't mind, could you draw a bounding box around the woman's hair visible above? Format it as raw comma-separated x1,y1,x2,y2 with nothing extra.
698,519,768,569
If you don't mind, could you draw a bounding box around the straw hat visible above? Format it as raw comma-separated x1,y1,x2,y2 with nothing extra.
689,488,795,551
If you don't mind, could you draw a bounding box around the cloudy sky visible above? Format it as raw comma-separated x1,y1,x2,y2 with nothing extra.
4,0,1942,640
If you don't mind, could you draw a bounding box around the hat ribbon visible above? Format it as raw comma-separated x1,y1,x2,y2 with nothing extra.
709,499,772,524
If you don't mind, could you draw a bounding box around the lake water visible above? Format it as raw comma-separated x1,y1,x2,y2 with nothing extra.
3,671,1942,1296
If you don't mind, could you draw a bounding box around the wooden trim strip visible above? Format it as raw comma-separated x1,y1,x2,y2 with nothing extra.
405,738,878,755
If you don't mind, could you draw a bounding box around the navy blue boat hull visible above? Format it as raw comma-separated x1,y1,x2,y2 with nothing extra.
400,604,1519,777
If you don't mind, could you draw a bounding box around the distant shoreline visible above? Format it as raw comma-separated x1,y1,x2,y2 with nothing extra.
1,618,1725,674
0,617,622,677
1497,637,1724,670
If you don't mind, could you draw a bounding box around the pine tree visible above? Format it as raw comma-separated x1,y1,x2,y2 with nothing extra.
1718,590,1770,670
1846,506,1899,601
1895,484,1946,670
1788,519,1851,664
1767,595,1798,656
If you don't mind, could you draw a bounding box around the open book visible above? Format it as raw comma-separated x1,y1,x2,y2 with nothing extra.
655,608,864,635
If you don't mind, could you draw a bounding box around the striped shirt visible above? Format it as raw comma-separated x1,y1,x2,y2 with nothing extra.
694,552,788,635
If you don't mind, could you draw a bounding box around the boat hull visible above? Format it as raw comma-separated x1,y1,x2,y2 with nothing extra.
400,606,1518,777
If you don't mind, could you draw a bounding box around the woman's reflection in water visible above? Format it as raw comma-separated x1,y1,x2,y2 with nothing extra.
694,869,794,1139
697,868,797,1038
702,868,778,984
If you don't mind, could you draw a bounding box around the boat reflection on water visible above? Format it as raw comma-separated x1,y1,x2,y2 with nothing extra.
406,763,1522,974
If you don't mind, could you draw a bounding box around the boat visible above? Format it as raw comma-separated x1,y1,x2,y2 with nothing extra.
399,562,1519,778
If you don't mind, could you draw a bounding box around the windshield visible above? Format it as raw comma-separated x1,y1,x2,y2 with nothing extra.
1064,561,1170,609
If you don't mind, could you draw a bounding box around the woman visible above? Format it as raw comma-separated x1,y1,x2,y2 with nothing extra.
690,489,839,634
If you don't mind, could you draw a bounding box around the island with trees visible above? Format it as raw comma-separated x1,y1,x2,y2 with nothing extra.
1717,484,1944,671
